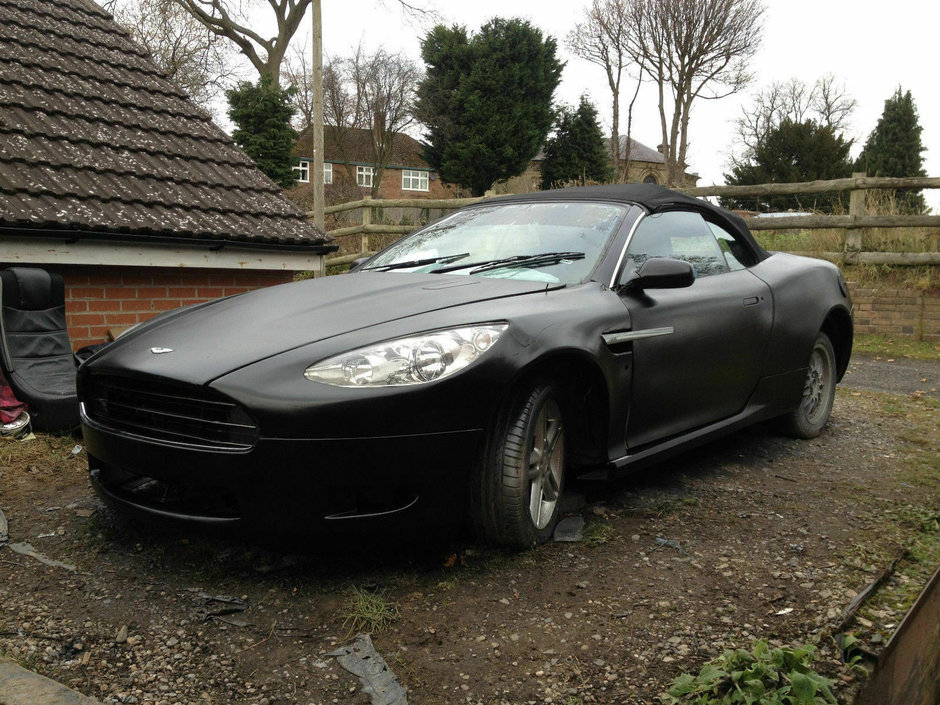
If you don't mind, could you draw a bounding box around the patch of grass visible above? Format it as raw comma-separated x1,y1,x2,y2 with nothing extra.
852,334,940,361
583,520,615,547
846,391,940,643
342,586,399,635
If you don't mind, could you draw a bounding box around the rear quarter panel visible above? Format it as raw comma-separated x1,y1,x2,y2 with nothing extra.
749,252,851,377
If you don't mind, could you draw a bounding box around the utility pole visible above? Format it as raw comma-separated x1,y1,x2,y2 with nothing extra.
312,0,325,236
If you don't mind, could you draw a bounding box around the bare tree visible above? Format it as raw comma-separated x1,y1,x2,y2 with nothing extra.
359,49,421,195
625,0,765,186
284,45,315,130
288,45,421,195
567,0,641,178
733,74,856,163
170,0,310,82
812,74,857,132
172,0,436,83
323,49,367,186
111,0,237,109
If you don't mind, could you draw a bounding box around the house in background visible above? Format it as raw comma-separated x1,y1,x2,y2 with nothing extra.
0,0,334,351
291,127,457,200
616,137,699,187
491,137,699,195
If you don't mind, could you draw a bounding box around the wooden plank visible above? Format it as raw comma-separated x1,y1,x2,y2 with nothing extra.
0,238,324,271
683,176,940,198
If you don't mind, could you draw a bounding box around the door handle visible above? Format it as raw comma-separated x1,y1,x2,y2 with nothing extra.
743,296,760,307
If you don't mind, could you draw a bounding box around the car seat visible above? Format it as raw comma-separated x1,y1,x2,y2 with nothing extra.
0,267,80,431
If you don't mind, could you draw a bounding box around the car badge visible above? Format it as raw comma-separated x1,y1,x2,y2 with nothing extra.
150,347,174,354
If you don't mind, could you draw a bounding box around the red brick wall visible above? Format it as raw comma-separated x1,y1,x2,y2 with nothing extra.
849,284,940,342
54,266,292,350
331,164,457,199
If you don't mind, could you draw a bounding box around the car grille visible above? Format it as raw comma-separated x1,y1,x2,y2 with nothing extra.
82,374,258,450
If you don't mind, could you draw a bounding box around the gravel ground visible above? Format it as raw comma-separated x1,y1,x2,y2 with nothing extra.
0,355,937,705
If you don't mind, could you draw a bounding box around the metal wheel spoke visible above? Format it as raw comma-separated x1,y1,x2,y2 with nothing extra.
529,474,544,525
527,447,542,480
523,395,566,531
545,419,562,456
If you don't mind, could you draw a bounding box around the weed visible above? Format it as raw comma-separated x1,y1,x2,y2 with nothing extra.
660,640,836,704
342,586,399,635
583,520,615,547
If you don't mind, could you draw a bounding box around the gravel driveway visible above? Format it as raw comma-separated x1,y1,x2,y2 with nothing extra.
0,354,937,705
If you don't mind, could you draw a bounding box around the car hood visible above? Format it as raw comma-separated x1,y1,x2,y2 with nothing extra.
86,272,560,384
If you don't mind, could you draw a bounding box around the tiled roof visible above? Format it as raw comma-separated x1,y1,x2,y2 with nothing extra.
0,0,330,249
617,137,666,164
294,126,431,170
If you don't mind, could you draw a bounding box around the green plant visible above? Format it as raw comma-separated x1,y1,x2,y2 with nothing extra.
583,520,615,546
341,586,399,635
661,640,836,704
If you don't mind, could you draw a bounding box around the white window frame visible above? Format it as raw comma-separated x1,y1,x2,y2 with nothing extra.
402,169,429,192
293,159,310,183
324,162,333,185
356,165,375,188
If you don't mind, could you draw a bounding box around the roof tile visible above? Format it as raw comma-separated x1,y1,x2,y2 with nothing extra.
0,0,328,248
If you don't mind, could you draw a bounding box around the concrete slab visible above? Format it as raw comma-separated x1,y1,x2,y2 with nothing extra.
0,658,103,705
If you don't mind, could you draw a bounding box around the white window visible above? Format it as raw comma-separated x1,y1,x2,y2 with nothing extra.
324,162,333,185
402,169,429,191
356,165,375,187
293,160,310,183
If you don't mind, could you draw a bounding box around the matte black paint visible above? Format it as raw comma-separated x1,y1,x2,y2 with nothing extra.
78,185,852,539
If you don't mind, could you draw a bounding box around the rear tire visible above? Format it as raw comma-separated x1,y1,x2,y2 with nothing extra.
474,380,566,549
778,331,836,439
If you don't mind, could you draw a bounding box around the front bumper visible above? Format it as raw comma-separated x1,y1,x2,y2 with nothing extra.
82,413,484,539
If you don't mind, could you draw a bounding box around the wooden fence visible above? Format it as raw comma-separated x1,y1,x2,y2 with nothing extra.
315,175,940,268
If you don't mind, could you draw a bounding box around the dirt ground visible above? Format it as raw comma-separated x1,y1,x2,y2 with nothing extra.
0,354,938,705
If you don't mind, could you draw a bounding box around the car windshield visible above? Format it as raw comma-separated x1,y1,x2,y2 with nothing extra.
361,202,628,285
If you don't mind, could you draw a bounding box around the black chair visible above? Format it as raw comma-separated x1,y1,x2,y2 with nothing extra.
0,267,80,431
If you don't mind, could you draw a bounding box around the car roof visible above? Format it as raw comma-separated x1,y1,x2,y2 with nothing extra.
486,184,769,261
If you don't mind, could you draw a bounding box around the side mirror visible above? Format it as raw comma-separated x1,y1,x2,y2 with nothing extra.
620,257,695,290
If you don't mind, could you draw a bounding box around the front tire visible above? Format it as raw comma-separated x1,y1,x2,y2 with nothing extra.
779,331,836,439
474,380,566,549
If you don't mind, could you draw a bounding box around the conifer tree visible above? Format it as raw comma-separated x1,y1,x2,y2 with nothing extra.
416,19,563,196
856,88,927,213
227,77,298,189
540,97,614,189
722,119,852,212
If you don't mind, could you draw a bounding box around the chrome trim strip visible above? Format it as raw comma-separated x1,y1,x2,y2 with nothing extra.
602,327,675,345
608,211,646,289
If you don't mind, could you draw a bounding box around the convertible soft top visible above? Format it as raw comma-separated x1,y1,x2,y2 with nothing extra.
489,183,769,261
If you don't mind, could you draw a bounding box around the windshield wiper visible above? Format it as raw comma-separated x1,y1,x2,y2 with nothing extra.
432,251,585,275
361,252,469,272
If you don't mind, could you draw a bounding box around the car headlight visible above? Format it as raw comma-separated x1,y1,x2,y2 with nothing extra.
304,323,509,387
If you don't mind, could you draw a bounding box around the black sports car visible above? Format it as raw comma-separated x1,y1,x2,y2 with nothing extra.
78,184,853,548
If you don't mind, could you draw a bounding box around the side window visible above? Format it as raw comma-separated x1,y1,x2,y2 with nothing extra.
626,211,729,277
706,221,752,271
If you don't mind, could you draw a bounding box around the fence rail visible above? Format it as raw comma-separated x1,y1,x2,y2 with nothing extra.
318,175,940,268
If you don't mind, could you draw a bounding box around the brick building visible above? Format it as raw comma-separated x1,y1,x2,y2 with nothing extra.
292,126,457,200
0,0,334,351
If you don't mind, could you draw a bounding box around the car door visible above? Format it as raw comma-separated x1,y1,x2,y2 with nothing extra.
618,210,773,449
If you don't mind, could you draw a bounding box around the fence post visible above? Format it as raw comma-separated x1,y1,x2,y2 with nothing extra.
361,196,371,254
845,171,866,262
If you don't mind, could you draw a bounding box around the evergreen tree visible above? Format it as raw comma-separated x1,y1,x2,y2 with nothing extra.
856,88,927,213
227,76,298,189
722,119,853,213
540,97,614,189
416,19,563,196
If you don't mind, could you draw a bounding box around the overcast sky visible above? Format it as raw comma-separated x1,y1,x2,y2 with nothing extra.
303,0,935,205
